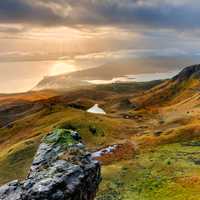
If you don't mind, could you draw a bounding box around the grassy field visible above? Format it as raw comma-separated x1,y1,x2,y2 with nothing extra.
97,142,200,200
0,105,138,184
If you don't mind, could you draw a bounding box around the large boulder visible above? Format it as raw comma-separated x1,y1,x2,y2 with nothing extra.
0,129,101,200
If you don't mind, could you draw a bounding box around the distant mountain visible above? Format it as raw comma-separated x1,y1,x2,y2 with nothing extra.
33,58,198,91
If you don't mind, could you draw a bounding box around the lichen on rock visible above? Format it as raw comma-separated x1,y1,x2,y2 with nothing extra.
0,129,101,200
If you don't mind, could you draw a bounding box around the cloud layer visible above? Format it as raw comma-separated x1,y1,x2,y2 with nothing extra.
0,0,199,30
1,0,200,93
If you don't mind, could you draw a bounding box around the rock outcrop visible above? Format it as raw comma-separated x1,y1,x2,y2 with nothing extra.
173,64,200,82
0,129,101,200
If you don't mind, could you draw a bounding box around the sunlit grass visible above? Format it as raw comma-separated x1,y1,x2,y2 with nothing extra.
97,143,200,200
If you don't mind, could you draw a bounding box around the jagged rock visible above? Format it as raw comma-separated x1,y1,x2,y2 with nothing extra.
0,129,101,200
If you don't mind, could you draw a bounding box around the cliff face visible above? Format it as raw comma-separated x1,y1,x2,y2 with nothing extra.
0,129,101,200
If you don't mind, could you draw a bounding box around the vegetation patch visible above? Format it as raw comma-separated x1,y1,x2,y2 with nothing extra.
44,128,78,148
0,141,37,185
97,142,200,200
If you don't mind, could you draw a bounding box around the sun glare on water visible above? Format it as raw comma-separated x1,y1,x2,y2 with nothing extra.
49,61,76,76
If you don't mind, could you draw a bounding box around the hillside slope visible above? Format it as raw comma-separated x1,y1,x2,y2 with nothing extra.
133,64,200,107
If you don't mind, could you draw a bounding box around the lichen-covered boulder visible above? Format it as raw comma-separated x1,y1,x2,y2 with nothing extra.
0,129,101,200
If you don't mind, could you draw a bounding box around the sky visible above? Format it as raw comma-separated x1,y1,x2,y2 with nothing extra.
1,0,200,93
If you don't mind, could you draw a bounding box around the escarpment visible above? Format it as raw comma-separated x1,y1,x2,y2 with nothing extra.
0,129,101,200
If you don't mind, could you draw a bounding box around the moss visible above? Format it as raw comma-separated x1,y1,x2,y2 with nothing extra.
44,129,77,148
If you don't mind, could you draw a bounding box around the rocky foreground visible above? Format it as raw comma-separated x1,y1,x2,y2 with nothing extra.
0,129,101,200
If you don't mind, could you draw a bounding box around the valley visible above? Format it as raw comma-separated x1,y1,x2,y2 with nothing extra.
0,65,199,199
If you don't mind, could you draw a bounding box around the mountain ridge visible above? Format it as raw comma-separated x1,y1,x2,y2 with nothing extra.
173,64,200,82
133,64,200,107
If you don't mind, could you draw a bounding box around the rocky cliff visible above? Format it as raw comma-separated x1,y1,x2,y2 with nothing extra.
0,129,101,200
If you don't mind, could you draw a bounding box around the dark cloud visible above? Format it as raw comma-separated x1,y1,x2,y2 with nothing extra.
0,0,64,26
0,0,199,31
